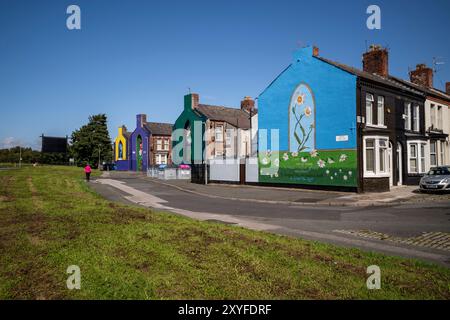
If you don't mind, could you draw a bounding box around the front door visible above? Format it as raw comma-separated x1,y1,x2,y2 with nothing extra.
389,142,393,187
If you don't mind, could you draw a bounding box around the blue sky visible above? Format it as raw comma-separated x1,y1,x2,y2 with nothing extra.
1,0,449,149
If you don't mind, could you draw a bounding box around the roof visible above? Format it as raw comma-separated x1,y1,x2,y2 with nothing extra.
195,104,256,129
144,122,173,135
388,76,450,103
316,57,424,96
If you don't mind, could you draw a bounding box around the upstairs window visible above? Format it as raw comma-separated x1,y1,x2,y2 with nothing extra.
164,139,169,151
156,139,162,150
377,96,385,126
404,103,411,130
366,93,374,125
215,126,223,142
437,106,443,130
412,104,420,132
430,104,436,128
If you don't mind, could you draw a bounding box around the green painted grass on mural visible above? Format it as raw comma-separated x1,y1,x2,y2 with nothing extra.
259,150,357,187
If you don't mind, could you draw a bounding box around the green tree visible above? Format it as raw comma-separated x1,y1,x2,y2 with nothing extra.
71,114,112,168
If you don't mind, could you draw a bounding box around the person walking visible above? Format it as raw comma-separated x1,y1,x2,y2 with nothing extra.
84,163,92,182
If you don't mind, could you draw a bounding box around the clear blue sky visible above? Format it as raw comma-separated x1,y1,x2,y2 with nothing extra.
1,0,449,149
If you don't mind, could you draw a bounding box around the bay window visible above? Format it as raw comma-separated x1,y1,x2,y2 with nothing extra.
408,141,427,174
430,141,437,167
364,136,390,177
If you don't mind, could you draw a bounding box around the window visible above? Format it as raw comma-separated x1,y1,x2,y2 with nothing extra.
409,144,417,173
408,141,427,174
412,104,420,132
156,154,167,165
440,141,445,165
404,103,411,130
420,144,425,173
365,139,375,173
363,136,389,177
164,139,169,151
377,96,385,126
437,106,443,130
215,126,223,142
430,141,437,167
366,93,374,125
430,104,436,128
379,139,387,172
156,139,162,151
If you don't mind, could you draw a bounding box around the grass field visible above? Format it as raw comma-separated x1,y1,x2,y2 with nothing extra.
0,166,449,299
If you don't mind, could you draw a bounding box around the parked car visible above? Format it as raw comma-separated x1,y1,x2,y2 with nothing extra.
419,166,450,192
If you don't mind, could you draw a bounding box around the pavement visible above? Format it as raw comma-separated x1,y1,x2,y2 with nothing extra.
90,171,450,267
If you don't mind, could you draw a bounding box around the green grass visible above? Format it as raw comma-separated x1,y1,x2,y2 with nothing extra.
0,166,449,299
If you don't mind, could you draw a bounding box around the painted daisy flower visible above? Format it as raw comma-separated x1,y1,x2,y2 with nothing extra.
283,153,289,161
339,169,342,173
273,158,280,167
343,175,348,181
330,176,334,180
291,152,298,157
334,172,338,176
317,159,326,168
301,157,308,163
348,171,352,176
326,170,330,175
310,149,318,158
339,154,348,162
297,94,305,105
327,158,335,164
304,106,312,117
261,157,269,165
274,173,279,178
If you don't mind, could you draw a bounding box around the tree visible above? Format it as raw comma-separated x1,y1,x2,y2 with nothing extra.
71,114,112,168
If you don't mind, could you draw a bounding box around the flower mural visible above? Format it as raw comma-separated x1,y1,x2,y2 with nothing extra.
290,84,315,153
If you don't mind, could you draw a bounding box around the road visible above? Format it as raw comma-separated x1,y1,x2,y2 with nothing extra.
90,173,450,267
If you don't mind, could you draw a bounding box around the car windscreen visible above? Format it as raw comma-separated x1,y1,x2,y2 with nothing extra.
428,168,450,175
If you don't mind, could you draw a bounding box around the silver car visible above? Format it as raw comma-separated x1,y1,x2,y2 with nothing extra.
419,166,450,192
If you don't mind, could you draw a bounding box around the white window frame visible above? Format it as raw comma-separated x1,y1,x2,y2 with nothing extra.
430,104,436,128
412,104,420,132
215,126,223,142
377,96,385,126
156,139,162,151
437,105,443,130
407,140,427,174
365,93,374,126
404,102,411,130
440,141,445,165
363,136,390,178
430,141,437,167
156,153,168,165
164,139,169,151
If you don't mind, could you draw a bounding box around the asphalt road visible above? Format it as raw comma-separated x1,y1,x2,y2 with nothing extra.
90,175,450,267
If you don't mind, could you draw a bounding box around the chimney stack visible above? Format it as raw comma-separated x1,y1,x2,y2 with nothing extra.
410,64,433,88
136,114,147,128
241,96,255,113
445,82,450,94
313,46,319,57
362,45,389,77
184,93,199,110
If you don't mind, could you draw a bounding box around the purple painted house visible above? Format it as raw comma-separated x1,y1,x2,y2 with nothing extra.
129,114,174,171
130,114,151,172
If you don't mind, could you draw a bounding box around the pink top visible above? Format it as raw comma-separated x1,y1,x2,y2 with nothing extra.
84,165,91,173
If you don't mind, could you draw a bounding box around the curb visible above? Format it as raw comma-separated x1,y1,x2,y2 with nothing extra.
141,176,399,208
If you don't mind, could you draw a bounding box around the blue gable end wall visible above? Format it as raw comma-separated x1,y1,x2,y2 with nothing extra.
258,47,358,188
259,47,357,151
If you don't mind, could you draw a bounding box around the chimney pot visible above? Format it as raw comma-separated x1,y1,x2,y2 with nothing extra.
362,45,389,77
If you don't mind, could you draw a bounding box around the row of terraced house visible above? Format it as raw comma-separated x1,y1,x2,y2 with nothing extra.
114,45,450,193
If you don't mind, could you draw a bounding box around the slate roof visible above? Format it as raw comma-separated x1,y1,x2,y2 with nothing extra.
316,57,424,96
388,76,450,102
195,104,256,129
144,122,173,136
